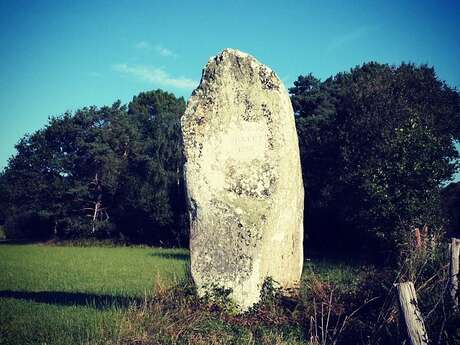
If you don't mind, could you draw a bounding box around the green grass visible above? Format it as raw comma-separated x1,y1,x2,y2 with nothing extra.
303,257,371,291
0,244,188,345
0,243,368,345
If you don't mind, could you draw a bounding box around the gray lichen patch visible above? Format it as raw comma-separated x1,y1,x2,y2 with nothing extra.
193,198,256,283
225,159,277,198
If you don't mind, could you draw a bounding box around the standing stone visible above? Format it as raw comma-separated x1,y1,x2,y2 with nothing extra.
181,48,304,310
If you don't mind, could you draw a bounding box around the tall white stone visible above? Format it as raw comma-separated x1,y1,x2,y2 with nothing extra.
181,49,304,310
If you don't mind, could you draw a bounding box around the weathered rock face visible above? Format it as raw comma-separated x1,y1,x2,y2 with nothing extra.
181,49,304,310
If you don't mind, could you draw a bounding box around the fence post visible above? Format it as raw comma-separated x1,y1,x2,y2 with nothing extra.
395,282,428,345
450,238,460,309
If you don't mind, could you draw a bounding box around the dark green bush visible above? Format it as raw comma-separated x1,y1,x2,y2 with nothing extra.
4,211,54,240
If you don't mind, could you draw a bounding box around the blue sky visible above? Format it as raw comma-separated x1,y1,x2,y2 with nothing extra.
1,0,459,179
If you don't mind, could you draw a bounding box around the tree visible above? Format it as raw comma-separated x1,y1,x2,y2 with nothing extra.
1,128,63,239
0,172,6,225
1,89,187,245
115,90,187,244
441,181,460,238
0,102,133,239
291,63,460,252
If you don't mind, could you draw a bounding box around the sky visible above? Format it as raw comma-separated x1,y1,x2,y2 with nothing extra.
0,0,459,179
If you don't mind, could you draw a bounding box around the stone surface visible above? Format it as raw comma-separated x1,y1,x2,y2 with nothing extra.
181,48,304,310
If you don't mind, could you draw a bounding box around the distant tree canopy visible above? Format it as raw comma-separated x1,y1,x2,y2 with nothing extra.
290,62,460,251
0,90,187,245
441,181,460,238
1,63,459,252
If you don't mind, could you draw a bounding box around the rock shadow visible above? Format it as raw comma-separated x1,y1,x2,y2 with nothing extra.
148,252,189,260
0,290,140,309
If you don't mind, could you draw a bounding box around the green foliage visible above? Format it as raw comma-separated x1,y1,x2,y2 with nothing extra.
441,181,460,237
1,90,187,245
291,62,460,252
2,63,459,254
258,276,281,305
117,90,187,244
201,283,239,314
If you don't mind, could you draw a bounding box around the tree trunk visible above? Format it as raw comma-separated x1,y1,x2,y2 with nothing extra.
91,172,103,233
396,282,428,345
450,238,460,309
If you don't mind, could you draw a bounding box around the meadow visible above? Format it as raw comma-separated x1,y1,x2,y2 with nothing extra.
0,244,189,345
0,243,370,345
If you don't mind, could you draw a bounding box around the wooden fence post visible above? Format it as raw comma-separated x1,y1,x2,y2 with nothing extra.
396,282,429,345
450,238,460,309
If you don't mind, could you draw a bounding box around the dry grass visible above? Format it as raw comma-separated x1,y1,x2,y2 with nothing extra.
111,276,307,345
110,269,385,345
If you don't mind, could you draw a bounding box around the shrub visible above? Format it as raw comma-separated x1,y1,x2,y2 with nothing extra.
4,211,54,240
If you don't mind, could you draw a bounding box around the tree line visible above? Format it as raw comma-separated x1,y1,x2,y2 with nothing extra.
0,62,459,252
0,91,188,245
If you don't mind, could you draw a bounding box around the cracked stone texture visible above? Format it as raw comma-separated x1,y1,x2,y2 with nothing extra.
181,48,304,310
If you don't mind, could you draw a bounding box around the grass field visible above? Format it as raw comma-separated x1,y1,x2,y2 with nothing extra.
0,243,366,345
0,244,189,345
